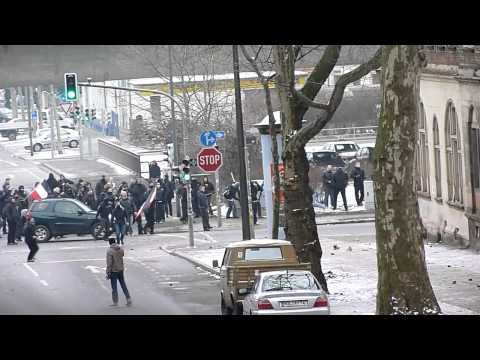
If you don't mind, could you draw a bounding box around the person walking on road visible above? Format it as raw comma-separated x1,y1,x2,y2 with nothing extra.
119,191,134,236
225,182,239,219
332,167,349,211
350,162,365,206
106,238,132,307
197,185,212,231
203,176,215,216
143,183,156,235
322,165,335,208
164,175,174,218
22,210,38,262
179,184,188,224
154,182,166,224
0,188,8,235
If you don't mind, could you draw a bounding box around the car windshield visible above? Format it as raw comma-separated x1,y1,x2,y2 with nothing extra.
262,273,319,292
311,152,335,162
244,247,283,261
335,144,358,152
74,200,93,212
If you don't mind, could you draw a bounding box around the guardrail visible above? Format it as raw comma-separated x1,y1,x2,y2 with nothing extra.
309,125,377,144
98,139,141,176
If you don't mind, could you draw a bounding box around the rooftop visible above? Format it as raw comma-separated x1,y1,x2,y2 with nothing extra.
226,239,292,248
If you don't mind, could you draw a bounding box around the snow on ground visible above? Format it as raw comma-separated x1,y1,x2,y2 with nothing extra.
183,238,480,315
314,183,366,214
96,158,133,175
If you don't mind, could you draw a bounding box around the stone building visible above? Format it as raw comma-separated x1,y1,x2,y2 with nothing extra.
417,45,480,249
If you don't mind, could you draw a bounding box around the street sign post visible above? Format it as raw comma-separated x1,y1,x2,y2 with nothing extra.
214,131,225,139
200,130,217,147
197,147,223,173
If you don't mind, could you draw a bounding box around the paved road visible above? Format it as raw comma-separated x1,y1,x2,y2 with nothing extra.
0,234,219,315
0,139,48,189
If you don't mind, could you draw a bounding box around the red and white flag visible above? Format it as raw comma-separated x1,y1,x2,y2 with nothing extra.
30,183,48,201
134,187,157,220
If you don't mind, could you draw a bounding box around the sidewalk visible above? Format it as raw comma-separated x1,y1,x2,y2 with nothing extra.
40,157,136,182
160,224,480,315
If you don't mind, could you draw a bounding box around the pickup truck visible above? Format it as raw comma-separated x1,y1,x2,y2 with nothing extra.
213,239,311,315
0,118,29,140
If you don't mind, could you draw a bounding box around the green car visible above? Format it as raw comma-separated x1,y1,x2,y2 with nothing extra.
29,198,107,242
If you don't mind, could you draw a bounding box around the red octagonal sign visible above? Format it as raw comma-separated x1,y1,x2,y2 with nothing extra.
197,147,223,173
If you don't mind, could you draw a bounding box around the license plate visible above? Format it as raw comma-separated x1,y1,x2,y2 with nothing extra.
280,300,308,307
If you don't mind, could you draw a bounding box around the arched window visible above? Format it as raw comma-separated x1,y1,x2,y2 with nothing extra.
416,102,430,194
469,106,480,213
445,101,463,204
433,116,442,199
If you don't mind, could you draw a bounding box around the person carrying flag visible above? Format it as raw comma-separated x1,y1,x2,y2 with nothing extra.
133,182,157,235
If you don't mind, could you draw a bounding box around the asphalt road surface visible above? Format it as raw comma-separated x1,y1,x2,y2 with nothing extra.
0,234,219,315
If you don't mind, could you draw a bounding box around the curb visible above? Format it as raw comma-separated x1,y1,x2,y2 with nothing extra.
316,218,376,226
159,245,220,275
315,210,375,218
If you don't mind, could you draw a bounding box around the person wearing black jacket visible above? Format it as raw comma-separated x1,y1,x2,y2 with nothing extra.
322,165,335,208
112,201,128,245
0,189,9,235
190,179,200,218
46,173,59,194
197,185,212,231
22,210,38,262
203,176,215,215
332,167,349,211
154,182,166,223
95,175,107,200
4,197,20,245
225,182,239,219
350,162,365,206
143,183,156,234
119,191,134,236
132,190,146,235
96,190,115,239
250,181,261,225
163,175,174,218
149,161,161,180
179,184,188,224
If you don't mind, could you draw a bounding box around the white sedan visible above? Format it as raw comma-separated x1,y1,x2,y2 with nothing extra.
25,129,80,152
242,270,330,315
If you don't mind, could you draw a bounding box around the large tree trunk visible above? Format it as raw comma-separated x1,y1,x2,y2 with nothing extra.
263,84,281,239
273,45,328,292
374,45,440,314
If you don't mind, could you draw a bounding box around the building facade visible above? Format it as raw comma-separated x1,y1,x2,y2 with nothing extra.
417,46,480,249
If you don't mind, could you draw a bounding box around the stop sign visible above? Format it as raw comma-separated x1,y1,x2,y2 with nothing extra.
197,147,223,172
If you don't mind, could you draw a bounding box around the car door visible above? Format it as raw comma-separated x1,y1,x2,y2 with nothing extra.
53,201,87,235
220,249,231,304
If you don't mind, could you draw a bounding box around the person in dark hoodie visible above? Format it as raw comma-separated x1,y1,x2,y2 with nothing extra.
106,237,132,307
350,161,365,206
95,175,107,201
149,160,161,180
332,166,349,211
112,200,128,245
143,183,156,234
22,210,38,262
154,182,166,224
322,165,335,208
197,184,212,231
4,197,20,245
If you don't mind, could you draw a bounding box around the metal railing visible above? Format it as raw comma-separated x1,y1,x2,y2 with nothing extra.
308,125,378,144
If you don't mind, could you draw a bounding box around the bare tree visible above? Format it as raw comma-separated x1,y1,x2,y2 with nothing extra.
273,45,382,292
374,45,440,314
240,45,281,239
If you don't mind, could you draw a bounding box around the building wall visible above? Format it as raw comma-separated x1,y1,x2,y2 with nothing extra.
418,71,480,244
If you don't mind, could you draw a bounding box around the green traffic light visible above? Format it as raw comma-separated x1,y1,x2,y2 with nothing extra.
67,90,76,99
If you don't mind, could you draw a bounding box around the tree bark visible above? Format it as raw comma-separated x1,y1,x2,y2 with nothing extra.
273,45,328,292
374,45,441,314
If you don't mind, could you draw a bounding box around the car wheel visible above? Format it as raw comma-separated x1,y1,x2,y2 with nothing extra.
33,143,43,152
91,221,107,240
69,140,79,148
34,225,51,242
8,132,16,141
221,296,233,315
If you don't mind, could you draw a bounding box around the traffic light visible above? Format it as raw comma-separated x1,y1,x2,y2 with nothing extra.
181,159,191,181
64,73,78,102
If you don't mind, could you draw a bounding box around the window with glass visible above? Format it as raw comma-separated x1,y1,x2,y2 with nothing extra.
243,247,283,261
55,201,81,214
261,273,320,292
416,103,430,194
445,101,463,204
433,116,442,199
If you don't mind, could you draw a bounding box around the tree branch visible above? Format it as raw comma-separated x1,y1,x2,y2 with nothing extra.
294,46,383,147
295,91,329,110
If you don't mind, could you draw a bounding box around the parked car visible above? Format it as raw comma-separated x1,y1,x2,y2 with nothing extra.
319,141,360,161
25,128,80,152
40,110,76,129
29,198,107,242
212,239,311,315
242,270,330,315
306,147,346,168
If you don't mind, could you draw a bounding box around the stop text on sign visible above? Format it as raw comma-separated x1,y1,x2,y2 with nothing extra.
199,154,221,166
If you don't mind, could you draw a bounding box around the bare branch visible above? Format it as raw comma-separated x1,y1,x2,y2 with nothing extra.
295,91,330,111
295,45,322,62
294,45,303,59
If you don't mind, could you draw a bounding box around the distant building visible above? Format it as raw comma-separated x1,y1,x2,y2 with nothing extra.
417,45,480,249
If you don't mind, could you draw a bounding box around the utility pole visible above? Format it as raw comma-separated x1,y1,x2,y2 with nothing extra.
232,45,251,240
26,87,33,157
11,88,17,118
168,45,179,165
85,82,92,157
50,84,63,154
44,90,55,160
18,87,25,121
37,86,43,130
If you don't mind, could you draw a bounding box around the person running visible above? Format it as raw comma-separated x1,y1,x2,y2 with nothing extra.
22,210,38,262
106,238,132,307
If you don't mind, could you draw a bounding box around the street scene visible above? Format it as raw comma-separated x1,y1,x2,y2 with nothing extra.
0,45,479,315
